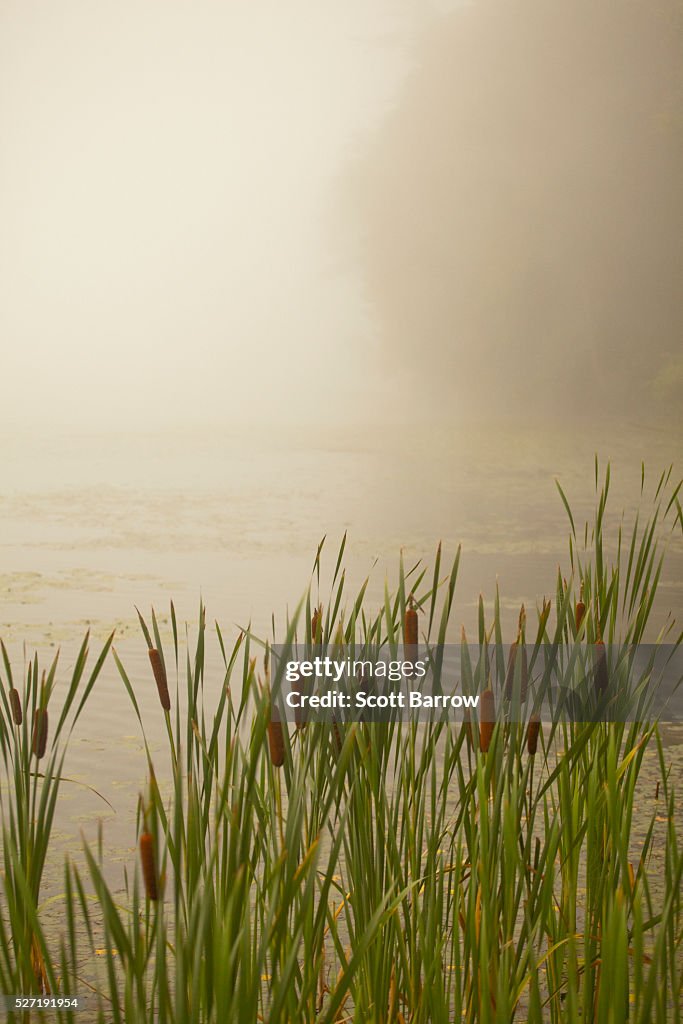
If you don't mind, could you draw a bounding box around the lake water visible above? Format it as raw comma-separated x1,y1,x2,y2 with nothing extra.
3,419,681,649
1,417,682,1003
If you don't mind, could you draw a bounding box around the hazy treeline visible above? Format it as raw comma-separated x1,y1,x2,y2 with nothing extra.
343,0,683,423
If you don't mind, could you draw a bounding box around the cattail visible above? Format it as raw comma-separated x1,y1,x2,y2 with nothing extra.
311,606,322,643
575,583,586,633
403,598,419,679
404,600,418,675
504,642,528,702
527,714,541,756
462,707,473,748
331,717,343,757
139,831,158,901
479,688,496,753
148,648,170,711
9,687,22,725
594,638,608,696
267,717,285,767
32,709,48,758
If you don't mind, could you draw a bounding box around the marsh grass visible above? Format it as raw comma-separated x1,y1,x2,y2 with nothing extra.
0,462,681,1022
0,632,113,1003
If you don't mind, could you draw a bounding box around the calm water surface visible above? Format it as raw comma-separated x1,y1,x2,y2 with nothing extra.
3,420,680,644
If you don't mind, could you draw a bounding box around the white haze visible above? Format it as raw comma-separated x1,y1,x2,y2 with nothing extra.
1,0,452,431
1,1,681,434
342,0,683,429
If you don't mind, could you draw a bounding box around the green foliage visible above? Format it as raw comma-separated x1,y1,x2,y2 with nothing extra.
0,464,681,1021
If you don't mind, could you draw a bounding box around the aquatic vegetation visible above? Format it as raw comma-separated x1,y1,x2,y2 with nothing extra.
0,463,681,1022
0,633,113,999
526,713,541,756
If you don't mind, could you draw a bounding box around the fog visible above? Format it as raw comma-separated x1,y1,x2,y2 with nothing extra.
1,1,681,432
0,0,435,429
343,0,683,427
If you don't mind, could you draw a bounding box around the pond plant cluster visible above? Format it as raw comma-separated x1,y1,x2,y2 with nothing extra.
1,464,682,1022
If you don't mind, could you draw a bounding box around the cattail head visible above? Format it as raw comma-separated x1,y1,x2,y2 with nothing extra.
594,639,608,695
9,687,22,725
527,713,541,756
331,717,343,757
462,707,473,748
404,600,418,675
148,648,170,711
504,641,528,702
311,606,322,644
575,582,586,633
32,708,48,759
404,601,418,646
139,831,158,901
479,688,496,753
267,716,285,767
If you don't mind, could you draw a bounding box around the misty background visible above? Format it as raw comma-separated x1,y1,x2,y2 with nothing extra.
0,0,424,428
342,0,683,424
2,0,681,432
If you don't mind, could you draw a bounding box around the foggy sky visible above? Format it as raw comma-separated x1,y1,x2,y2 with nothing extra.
1,1,444,430
343,0,683,426
2,1,682,433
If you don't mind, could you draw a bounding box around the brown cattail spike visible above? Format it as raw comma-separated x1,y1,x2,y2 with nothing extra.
594,639,608,696
32,709,48,758
479,689,496,753
463,707,473,748
504,642,528,702
404,600,418,676
527,714,541,756
331,718,343,757
139,831,158,901
575,582,586,633
9,687,22,725
311,607,321,644
267,717,285,767
148,648,171,711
